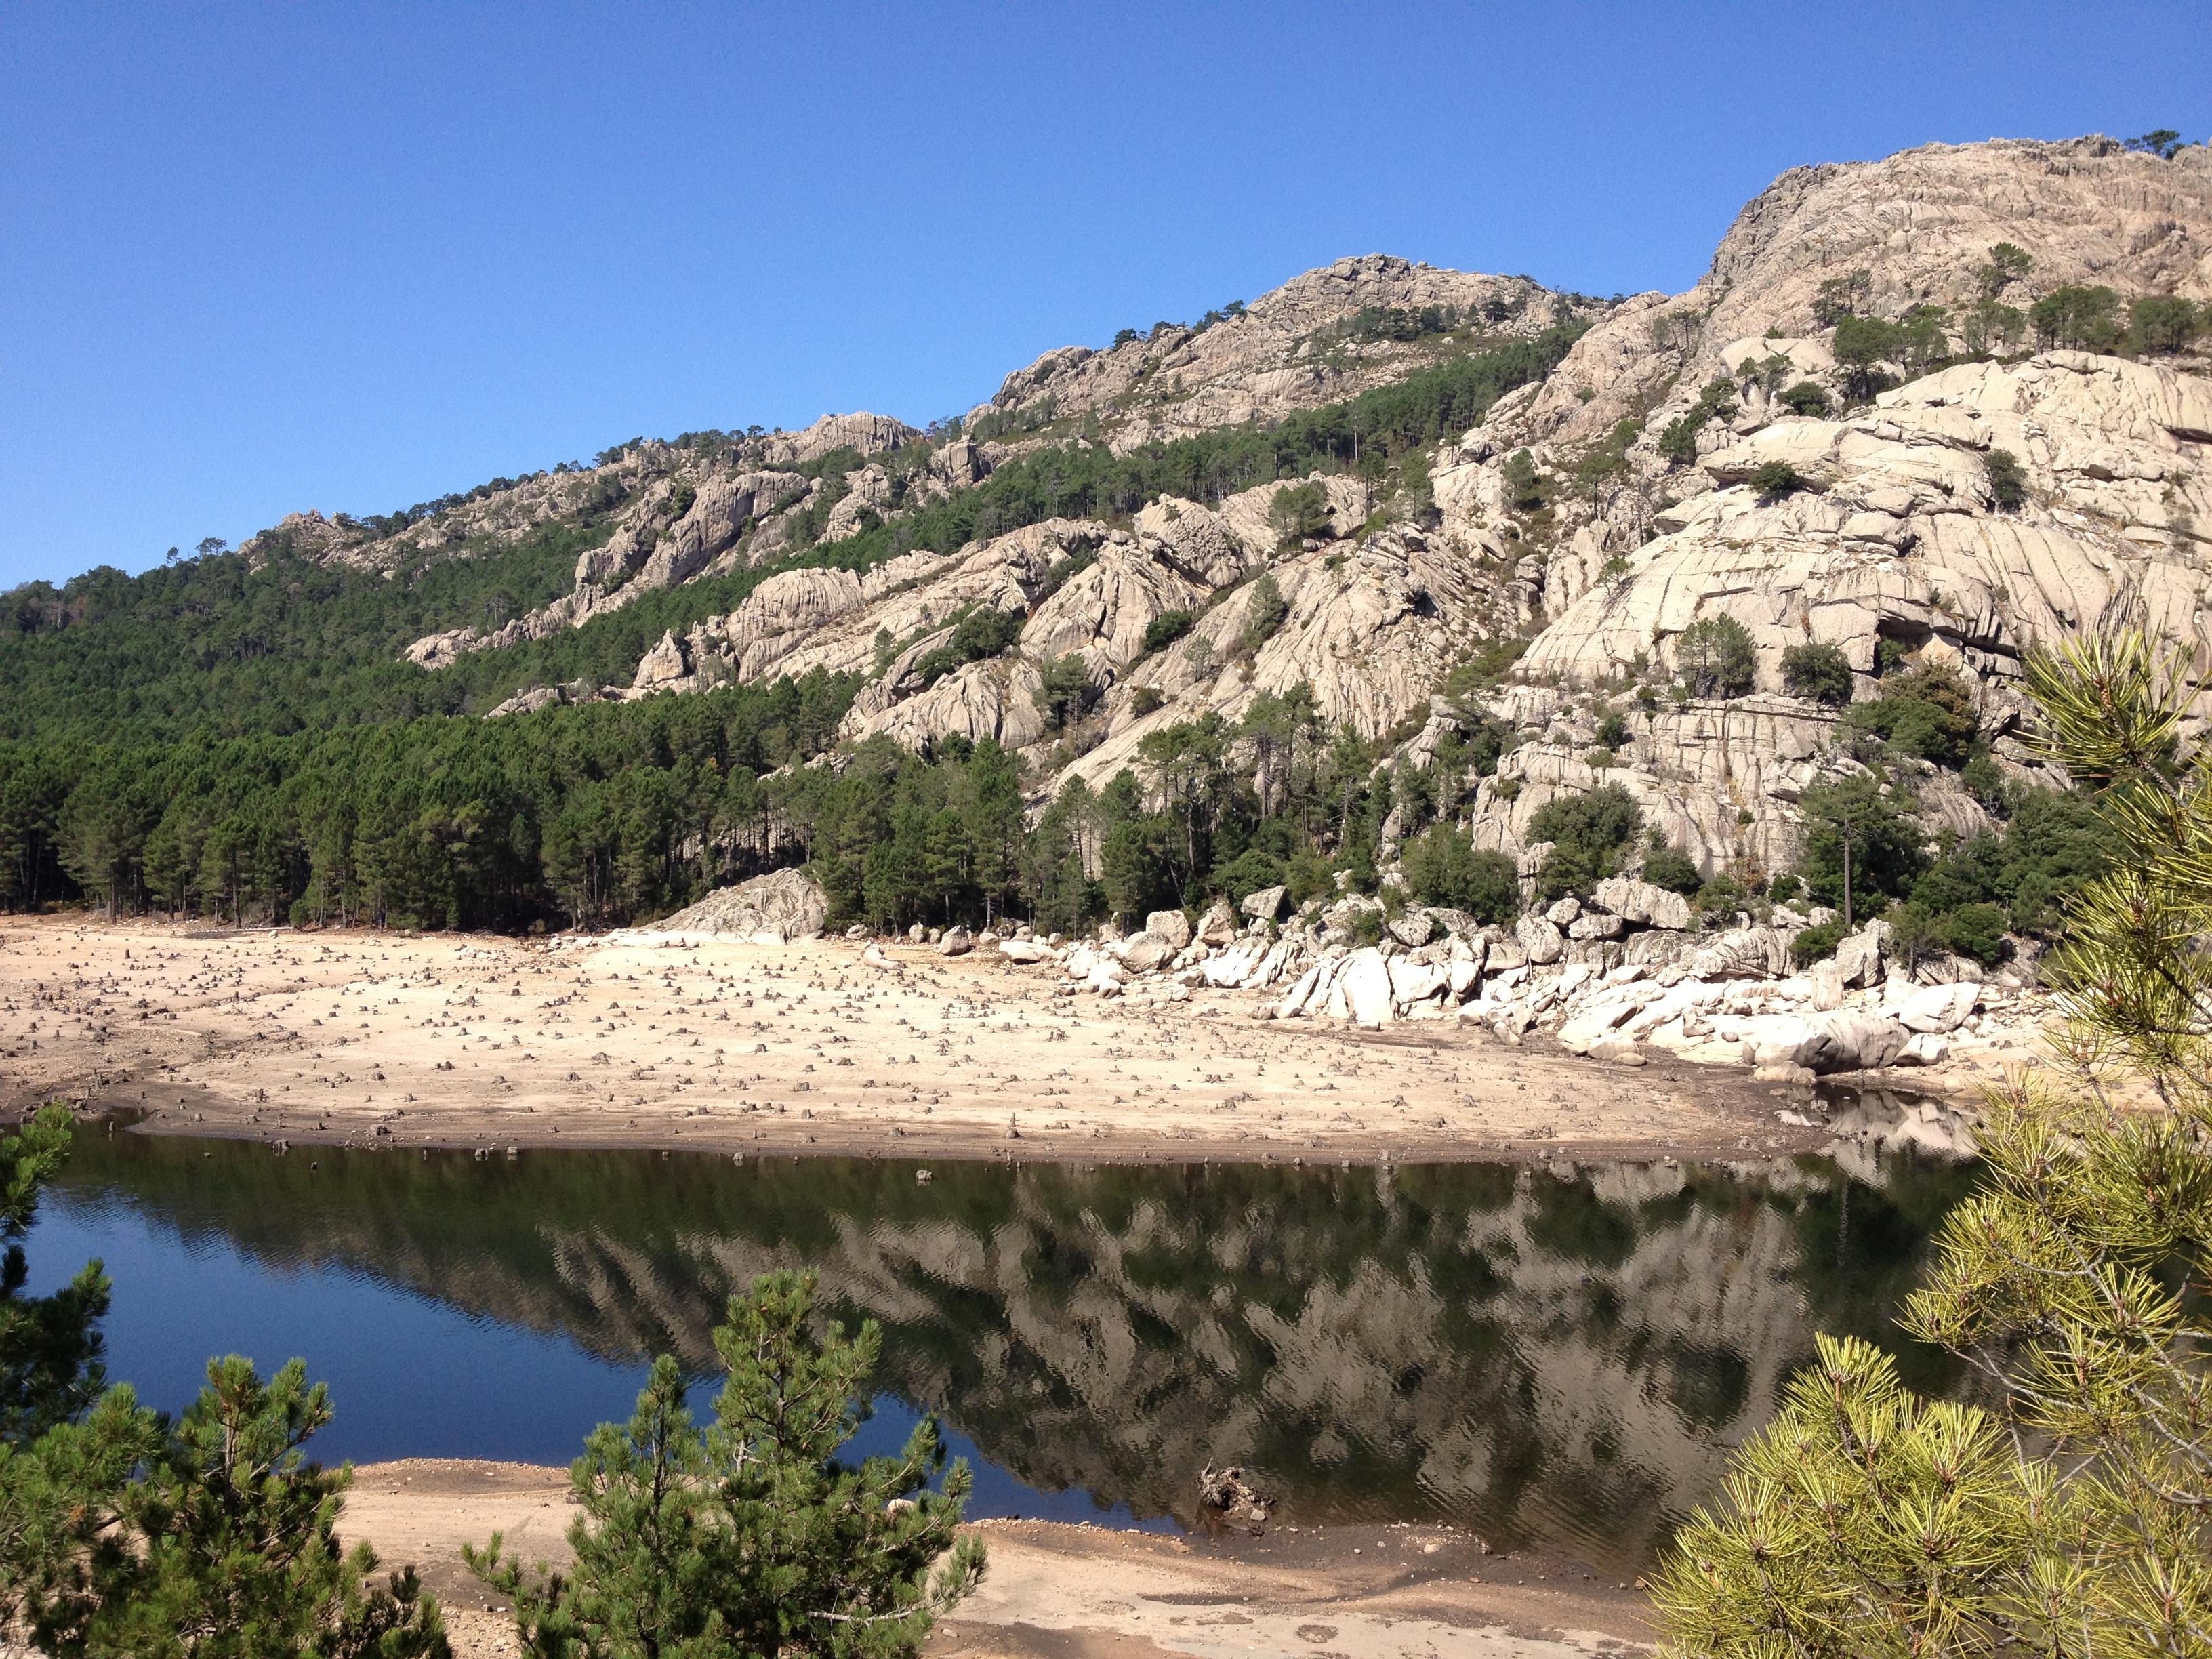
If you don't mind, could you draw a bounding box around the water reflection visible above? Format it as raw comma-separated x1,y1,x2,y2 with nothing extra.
40,1132,1975,1572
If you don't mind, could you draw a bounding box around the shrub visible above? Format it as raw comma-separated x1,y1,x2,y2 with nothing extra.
1676,615,1757,699
1944,900,2009,966
911,606,1022,687
1789,918,1847,963
1127,686,1164,718
1595,710,1631,748
1142,610,1196,653
1528,783,1644,900
1642,844,1703,896
1654,378,1741,466
1768,872,1803,903
1777,380,1832,417
1781,642,1854,705
1748,460,1805,497
1849,663,1980,766
1694,874,1748,917
1985,447,2028,511
1404,826,1521,923
1212,847,1285,907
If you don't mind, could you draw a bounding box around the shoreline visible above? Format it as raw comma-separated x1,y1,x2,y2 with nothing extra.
1,916,1979,1166
342,1458,1658,1659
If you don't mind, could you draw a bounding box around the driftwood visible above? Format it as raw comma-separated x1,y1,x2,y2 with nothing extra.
1196,1463,1273,1532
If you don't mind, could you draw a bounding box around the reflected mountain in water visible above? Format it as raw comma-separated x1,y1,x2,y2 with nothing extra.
53,1133,1973,1572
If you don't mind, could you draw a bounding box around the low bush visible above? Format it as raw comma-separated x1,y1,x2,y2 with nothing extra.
1142,610,1196,653
1781,642,1854,705
1642,844,1704,896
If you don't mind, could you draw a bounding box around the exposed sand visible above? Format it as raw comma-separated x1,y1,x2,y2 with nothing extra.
341,1459,1655,1659
0,916,1851,1161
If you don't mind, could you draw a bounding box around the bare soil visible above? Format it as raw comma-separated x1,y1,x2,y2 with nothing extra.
1,918,1832,1162
341,1459,1656,1659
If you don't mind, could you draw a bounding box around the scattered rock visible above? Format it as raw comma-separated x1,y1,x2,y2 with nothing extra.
1240,885,1288,922
1146,909,1193,951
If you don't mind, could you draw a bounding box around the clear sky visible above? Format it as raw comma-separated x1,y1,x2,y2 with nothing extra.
3,1,2206,590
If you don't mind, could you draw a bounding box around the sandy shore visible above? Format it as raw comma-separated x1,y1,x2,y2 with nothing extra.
341,1459,1655,1659
0,916,1916,1162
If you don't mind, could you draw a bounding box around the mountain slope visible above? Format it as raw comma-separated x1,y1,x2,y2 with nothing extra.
1,134,2206,940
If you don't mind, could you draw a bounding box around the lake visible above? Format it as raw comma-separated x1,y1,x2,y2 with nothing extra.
25,1125,1975,1572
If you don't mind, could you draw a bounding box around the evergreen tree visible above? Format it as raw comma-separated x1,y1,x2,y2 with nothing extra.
0,1108,446,1657
470,1271,983,1659
1654,630,2212,1659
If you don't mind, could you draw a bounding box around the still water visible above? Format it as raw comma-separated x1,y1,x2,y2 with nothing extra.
26,1129,1975,1572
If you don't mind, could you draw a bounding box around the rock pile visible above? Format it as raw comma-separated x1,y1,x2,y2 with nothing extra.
947,885,2043,1084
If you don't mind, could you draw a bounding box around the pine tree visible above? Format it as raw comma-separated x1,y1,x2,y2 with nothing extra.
0,1107,447,1656
1654,629,2212,1659
470,1270,984,1659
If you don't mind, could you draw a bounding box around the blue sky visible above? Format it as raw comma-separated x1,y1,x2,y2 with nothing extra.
3,1,2206,590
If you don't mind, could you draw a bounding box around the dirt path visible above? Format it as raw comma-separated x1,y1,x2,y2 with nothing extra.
0,918,1822,1161
341,1459,1655,1659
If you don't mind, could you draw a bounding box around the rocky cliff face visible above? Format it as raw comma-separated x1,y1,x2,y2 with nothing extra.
238,136,2212,882
980,255,1577,451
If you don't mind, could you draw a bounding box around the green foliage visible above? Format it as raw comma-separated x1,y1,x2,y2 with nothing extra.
470,1269,983,1659
1402,826,1521,923
1975,241,2034,299
909,607,1022,689
1657,630,2212,1659
1641,844,1703,897
2124,128,2188,158
1961,297,2026,357
1267,482,1332,547
1141,610,1196,653
1570,417,1643,498
1675,615,1757,699
1811,268,1872,327
2030,283,2123,352
1655,377,1740,466
0,1104,110,1448
1747,460,1805,498
1788,918,1846,963
1238,573,1289,656
1500,449,1543,510
1780,641,1854,705
1776,380,1832,417
0,1111,447,1656
1441,636,1528,697
1830,313,1904,401
1527,784,1644,901
1593,710,1630,749
1795,772,1925,926
1033,654,1092,733
1985,446,2028,510
2130,294,2201,356
1846,661,1980,766
1,673,857,931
